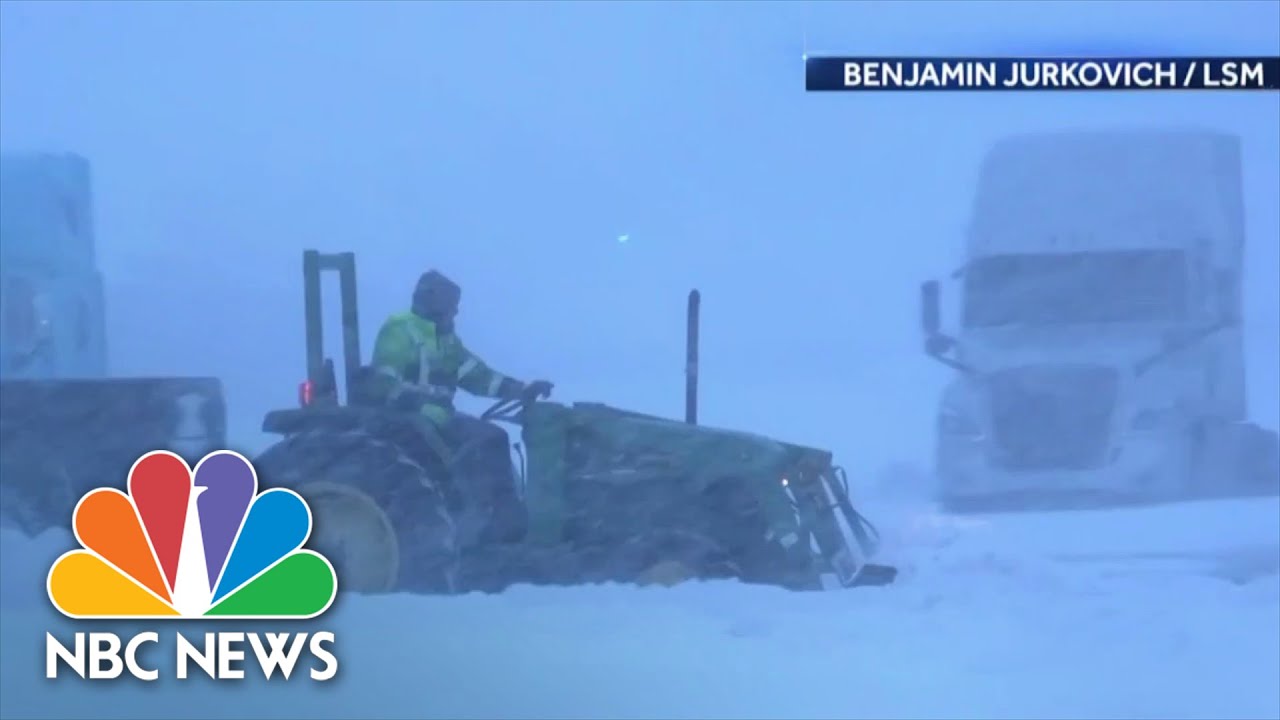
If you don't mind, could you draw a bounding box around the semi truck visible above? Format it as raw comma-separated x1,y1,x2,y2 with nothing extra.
0,152,226,535
919,129,1279,510
0,153,107,379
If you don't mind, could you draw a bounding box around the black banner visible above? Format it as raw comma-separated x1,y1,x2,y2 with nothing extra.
805,56,1280,91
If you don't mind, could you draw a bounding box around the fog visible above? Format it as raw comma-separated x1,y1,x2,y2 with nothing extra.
2,0,1277,474
2,3,1279,717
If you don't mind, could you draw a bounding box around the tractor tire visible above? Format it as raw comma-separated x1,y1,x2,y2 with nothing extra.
255,429,459,595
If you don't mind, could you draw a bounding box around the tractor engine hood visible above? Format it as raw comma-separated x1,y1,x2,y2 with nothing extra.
519,400,889,589
525,400,803,484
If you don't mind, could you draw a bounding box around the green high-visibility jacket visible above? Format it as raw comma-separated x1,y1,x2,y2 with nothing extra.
370,311,517,425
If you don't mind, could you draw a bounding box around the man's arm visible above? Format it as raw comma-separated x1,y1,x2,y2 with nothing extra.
454,337,523,399
368,317,420,403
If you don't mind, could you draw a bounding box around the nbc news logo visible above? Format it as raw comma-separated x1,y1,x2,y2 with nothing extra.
44,451,339,681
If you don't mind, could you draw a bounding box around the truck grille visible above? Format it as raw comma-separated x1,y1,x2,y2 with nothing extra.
987,365,1118,471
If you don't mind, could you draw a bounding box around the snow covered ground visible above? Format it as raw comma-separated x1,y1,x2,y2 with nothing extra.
2,482,1276,720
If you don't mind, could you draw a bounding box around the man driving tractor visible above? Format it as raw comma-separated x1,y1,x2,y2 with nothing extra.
368,269,552,543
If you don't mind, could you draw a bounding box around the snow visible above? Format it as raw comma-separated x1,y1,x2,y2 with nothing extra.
1,2,1276,718
3,484,1277,720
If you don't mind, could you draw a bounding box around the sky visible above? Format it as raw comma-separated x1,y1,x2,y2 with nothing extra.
1,0,1277,477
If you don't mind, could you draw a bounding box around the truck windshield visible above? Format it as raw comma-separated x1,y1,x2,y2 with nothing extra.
963,249,1187,327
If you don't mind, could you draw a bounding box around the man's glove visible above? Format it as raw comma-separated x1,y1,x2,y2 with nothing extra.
498,378,554,401
525,380,554,399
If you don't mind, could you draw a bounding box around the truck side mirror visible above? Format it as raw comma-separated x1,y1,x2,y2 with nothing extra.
921,280,941,336
919,278,969,372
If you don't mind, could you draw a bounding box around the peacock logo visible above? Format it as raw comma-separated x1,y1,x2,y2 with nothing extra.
46,450,338,619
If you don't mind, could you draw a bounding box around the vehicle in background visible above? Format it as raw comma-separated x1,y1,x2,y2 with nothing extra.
0,152,226,535
919,129,1279,511
0,153,106,379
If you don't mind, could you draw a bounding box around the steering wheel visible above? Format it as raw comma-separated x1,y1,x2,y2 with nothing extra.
480,384,551,424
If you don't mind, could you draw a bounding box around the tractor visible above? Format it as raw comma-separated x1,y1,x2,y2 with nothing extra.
254,251,897,594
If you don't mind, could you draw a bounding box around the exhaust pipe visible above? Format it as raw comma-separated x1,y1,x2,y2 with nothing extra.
685,289,700,424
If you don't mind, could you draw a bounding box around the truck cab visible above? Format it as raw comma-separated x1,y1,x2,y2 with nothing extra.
921,130,1273,507
0,152,107,380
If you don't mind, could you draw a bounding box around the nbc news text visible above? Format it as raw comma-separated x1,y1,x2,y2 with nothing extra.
46,631,338,682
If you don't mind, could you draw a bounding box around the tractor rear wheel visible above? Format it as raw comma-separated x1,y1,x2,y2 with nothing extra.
255,429,459,594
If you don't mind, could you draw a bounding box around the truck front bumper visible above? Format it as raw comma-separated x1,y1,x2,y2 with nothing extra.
935,430,1186,509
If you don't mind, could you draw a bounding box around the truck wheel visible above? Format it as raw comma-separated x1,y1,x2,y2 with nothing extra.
255,429,459,595
1238,423,1280,494
1188,420,1280,500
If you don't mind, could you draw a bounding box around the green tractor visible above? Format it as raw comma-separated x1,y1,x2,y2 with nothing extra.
255,250,897,595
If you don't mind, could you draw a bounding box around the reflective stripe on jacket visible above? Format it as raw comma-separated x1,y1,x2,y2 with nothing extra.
370,311,514,423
